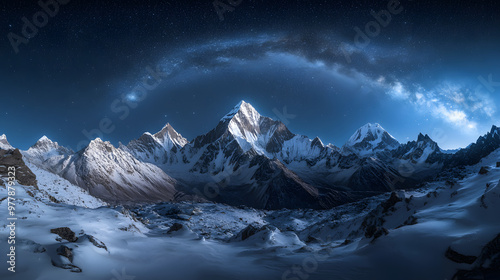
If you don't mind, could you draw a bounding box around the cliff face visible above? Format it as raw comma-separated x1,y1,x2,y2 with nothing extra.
0,148,38,188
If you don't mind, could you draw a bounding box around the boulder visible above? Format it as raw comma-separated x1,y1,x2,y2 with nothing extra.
56,245,74,262
0,149,38,188
479,166,490,175
87,235,108,251
167,223,184,234
240,225,260,241
50,227,78,242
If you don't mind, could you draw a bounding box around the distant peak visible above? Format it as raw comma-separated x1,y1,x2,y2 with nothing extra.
154,123,183,139
38,135,52,142
154,123,175,138
417,133,431,142
344,122,399,155
311,136,324,148
86,138,115,150
361,123,381,128
89,138,106,145
351,123,390,142
153,122,188,149
221,100,260,122
0,134,13,150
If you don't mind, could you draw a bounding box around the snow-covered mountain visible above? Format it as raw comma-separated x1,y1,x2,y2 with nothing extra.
4,144,500,280
447,125,500,167
24,137,182,204
14,102,500,211
121,123,188,165
24,136,74,169
342,123,400,156
392,133,442,164
0,134,14,150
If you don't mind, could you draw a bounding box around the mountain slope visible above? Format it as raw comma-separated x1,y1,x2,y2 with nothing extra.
24,137,181,204
122,123,188,165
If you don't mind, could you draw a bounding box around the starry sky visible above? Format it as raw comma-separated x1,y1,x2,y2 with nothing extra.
1,0,499,151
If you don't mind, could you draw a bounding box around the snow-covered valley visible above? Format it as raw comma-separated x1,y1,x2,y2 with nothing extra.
1,148,500,280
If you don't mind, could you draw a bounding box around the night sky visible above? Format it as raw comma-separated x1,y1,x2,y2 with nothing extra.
1,0,499,151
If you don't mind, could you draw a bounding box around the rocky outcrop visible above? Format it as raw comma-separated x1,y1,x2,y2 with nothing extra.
0,149,38,188
445,247,477,264
451,233,500,279
50,227,78,242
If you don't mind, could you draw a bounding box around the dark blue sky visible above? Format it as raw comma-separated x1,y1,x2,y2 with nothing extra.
1,0,499,150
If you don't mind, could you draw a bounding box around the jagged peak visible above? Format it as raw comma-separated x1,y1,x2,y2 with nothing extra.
220,100,261,123
83,138,117,154
417,133,427,141
490,125,499,134
311,136,324,148
154,123,176,138
88,137,111,147
153,122,188,148
0,134,13,150
37,135,53,143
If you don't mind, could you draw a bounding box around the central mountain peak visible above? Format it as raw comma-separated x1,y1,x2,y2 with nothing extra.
192,100,294,154
220,100,261,126
343,123,400,156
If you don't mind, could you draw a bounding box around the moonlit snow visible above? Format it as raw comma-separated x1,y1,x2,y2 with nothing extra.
1,149,500,279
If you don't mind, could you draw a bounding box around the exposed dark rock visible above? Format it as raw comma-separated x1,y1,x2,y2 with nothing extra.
240,224,259,241
479,167,490,175
445,247,477,264
48,194,60,203
480,195,488,209
87,235,108,251
51,260,82,273
475,233,500,269
454,269,500,280
50,227,78,242
0,149,38,188
396,215,418,229
340,239,353,246
232,224,277,242
167,223,184,234
451,233,500,279
381,192,403,213
56,245,74,262
306,236,322,243
372,227,389,240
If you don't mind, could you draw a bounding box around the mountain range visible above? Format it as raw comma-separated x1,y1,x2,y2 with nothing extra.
4,100,500,210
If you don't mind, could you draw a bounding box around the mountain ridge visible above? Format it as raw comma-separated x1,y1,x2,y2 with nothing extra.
13,100,500,210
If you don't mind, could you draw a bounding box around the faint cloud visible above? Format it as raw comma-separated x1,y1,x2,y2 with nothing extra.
389,82,410,99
